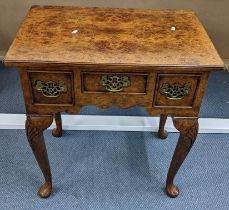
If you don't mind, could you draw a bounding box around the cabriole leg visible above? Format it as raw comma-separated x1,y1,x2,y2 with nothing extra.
166,117,199,198
26,115,53,198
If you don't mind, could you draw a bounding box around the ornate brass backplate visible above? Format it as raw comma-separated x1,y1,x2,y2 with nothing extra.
160,83,191,100
35,80,67,97
100,75,131,92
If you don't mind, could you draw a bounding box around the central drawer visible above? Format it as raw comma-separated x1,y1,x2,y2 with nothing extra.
81,72,148,94
78,71,153,108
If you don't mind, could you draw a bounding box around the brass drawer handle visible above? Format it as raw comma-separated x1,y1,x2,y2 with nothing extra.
35,80,67,97
160,83,191,100
100,75,131,92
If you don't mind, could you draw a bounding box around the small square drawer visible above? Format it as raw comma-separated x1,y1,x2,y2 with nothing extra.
82,72,148,94
154,74,200,108
28,71,74,105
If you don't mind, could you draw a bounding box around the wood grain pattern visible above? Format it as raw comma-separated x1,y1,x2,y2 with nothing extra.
154,74,200,108
19,67,209,117
166,117,198,198
4,6,224,198
52,112,62,137
4,5,223,67
158,114,168,139
77,70,155,109
26,115,53,198
82,72,147,94
28,70,74,105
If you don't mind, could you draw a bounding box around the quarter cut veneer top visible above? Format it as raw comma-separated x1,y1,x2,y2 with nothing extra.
4,5,223,67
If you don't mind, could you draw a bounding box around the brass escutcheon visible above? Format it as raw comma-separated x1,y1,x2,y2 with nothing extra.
100,75,131,92
160,83,191,100
35,80,67,97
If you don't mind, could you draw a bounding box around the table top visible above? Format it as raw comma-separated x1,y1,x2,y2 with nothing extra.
4,5,223,68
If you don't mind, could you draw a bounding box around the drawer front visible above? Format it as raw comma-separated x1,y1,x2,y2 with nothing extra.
28,71,74,105
82,72,147,94
154,74,200,108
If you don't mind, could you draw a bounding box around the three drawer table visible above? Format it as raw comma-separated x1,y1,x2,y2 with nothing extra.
4,6,224,198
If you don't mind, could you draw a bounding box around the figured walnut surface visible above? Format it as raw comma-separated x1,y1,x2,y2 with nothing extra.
4,5,223,67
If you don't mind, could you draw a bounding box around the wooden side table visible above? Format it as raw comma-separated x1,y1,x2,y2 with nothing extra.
4,6,224,198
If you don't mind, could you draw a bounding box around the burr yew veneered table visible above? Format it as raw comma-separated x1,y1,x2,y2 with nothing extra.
4,6,224,198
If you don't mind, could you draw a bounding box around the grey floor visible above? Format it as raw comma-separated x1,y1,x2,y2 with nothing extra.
0,130,229,210
0,62,229,209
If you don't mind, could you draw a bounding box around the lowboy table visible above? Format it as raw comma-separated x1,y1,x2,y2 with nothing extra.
4,6,224,198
